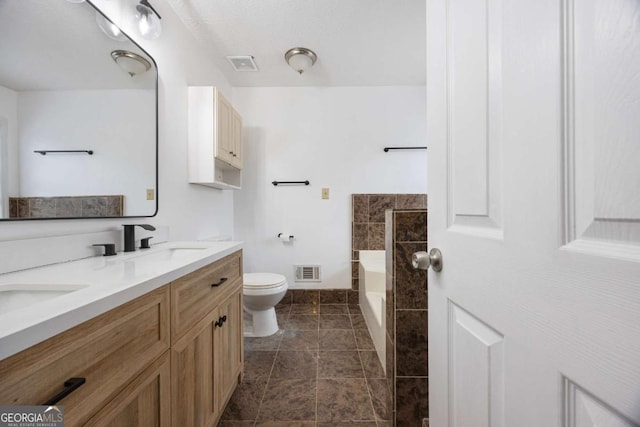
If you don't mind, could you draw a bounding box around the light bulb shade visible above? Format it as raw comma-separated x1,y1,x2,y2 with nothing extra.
111,50,151,77
135,3,162,40
288,54,313,74
285,47,317,74
96,12,126,41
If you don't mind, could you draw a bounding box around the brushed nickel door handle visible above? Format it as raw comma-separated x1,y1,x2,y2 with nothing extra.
412,248,443,272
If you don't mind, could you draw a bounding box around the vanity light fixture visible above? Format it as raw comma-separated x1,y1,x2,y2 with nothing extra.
111,50,151,77
284,47,317,75
135,0,162,40
96,12,126,41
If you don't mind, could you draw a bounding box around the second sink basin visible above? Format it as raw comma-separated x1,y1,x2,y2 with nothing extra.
0,284,89,315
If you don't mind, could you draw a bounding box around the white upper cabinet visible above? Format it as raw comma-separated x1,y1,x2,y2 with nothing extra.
188,87,242,190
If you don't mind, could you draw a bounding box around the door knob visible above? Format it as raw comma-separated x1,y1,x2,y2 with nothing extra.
412,248,443,272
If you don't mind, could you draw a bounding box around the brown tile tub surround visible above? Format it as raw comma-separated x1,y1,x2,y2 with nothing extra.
386,209,429,427
351,194,427,291
8,195,124,218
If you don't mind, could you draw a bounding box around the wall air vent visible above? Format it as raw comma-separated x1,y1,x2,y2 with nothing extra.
226,55,258,72
294,265,321,282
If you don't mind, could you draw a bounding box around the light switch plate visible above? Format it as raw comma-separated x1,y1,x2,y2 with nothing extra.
322,188,330,199
146,189,155,200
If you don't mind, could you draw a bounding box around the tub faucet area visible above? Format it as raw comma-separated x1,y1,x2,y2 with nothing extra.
123,224,156,252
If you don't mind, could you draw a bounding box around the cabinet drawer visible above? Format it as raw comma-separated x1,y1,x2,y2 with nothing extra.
0,286,170,427
171,250,242,340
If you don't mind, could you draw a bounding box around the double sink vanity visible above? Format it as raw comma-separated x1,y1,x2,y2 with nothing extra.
0,241,244,426
1,1,245,424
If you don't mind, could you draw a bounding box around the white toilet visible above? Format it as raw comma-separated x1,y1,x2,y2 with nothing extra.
243,273,288,337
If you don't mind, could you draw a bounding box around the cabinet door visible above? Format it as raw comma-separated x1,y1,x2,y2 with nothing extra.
230,109,243,169
171,312,218,427
215,93,234,165
214,290,243,410
85,352,171,427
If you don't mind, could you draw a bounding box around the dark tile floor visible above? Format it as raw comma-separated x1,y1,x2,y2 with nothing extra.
218,301,389,427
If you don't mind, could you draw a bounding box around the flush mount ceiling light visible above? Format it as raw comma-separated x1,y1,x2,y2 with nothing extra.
135,0,162,40
111,50,151,77
284,47,317,75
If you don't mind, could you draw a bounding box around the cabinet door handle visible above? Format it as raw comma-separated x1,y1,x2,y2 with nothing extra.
215,315,228,328
43,377,86,405
211,277,228,287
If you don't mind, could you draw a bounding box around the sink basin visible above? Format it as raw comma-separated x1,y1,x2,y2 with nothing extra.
0,284,88,314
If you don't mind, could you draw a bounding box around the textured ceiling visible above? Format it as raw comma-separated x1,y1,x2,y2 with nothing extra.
166,0,426,87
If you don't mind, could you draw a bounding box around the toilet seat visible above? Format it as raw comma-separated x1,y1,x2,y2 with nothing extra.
243,273,287,290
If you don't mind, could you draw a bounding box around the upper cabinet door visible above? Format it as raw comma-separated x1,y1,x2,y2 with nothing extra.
230,109,243,169
215,92,235,166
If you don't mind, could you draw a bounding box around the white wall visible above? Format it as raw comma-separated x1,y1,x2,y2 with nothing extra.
0,86,19,217
18,90,155,215
233,86,427,289
0,0,235,243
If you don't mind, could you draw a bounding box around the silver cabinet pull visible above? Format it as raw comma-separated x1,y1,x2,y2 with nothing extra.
412,248,443,272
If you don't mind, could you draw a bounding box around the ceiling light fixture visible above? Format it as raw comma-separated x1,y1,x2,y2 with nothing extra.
96,12,126,41
135,0,162,40
284,47,317,75
111,50,151,77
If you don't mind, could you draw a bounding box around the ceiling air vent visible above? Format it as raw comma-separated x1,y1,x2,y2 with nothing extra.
294,265,321,282
226,55,258,72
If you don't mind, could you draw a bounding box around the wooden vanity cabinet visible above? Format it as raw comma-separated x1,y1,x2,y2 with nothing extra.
0,250,244,427
171,251,242,340
171,252,244,426
0,286,170,426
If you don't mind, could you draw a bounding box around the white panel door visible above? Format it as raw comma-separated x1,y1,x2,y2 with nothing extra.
427,0,640,425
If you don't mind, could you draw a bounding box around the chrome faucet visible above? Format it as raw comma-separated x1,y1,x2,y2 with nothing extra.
123,224,156,252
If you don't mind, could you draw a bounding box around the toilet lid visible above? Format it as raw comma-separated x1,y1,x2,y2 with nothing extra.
243,273,287,289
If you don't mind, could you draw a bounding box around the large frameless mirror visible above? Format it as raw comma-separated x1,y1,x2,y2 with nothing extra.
0,0,158,220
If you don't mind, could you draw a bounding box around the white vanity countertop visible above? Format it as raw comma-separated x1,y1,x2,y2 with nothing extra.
0,241,243,360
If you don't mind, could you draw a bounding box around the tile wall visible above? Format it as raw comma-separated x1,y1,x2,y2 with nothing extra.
9,195,124,218
351,194,428,426
279,289,360,306
351,194,427,292
386,208,429,426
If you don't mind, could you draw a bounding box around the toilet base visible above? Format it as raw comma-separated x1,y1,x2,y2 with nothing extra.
243,306,279,337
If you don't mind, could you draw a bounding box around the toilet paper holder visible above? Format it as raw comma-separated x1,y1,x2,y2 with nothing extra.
277,233,295,240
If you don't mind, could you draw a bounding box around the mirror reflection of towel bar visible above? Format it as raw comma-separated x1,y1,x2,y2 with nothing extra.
34,150,94,155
